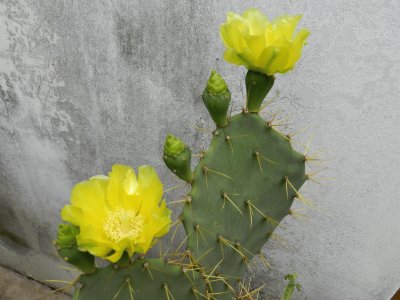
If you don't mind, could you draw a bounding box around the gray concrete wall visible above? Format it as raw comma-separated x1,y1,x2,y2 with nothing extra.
0,0,399,299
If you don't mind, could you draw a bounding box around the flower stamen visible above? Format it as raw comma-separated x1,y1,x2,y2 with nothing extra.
103,208,145,243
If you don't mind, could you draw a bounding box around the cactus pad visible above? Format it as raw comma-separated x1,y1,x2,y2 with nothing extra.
181,112,306,294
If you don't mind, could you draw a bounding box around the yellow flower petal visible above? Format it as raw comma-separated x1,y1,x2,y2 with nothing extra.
268,46,290,74
256,47,275,70
107,164,141,211
137,165,163,208
272,15,302,40
242,8,270,35
70,180,107,221
223,49,246,65
61,205,82,225
105,249,124,263
244,35,267,61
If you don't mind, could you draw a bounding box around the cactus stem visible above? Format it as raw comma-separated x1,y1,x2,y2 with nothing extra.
222,192,243,215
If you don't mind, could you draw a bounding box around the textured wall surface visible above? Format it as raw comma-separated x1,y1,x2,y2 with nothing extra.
0,0,399,299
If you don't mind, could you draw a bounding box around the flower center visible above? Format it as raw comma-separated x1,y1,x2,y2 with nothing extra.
103,208,145,243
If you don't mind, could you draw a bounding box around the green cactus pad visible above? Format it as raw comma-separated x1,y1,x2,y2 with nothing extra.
182,113,306,293
74,258,207,300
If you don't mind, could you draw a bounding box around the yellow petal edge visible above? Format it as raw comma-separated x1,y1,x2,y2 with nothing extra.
220,8,310,75
61,164,172,263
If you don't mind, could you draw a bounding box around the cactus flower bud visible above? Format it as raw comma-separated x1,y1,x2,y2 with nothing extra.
164,134,185,157
206,70,228,95
163,134,193,182
56,224,79,248
202,70,231,127
245,70,274,112
56,224,95,273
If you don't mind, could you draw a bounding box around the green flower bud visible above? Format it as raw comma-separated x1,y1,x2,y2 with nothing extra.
56,224,79,248
164,134,185,157
206,70,228,95
203,70,231,127
56,223,95,273
163,134,193,182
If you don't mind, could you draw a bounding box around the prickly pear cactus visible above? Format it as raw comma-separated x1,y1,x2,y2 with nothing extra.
55,9,312,300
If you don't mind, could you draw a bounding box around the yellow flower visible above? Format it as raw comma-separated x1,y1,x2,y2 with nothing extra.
220,8,310,75
61,164,171,263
